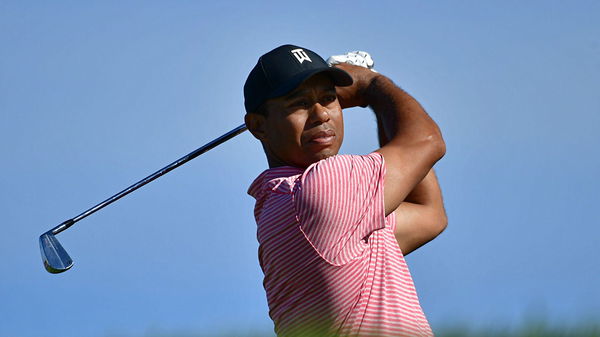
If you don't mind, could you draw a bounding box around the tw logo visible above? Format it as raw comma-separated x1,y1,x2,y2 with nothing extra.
291,48,312,64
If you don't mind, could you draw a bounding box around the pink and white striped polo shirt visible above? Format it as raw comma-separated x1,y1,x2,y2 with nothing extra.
248,153,433,337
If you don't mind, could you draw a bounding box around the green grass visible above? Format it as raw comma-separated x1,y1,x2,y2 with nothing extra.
435,320,600,337
106,320,600,337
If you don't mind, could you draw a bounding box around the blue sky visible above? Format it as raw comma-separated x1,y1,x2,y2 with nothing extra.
1,1,599,336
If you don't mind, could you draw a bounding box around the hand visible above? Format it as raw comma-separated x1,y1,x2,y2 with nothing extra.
333,63,382,109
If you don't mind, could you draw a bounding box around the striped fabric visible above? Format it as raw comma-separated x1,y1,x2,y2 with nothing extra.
248,153,433,337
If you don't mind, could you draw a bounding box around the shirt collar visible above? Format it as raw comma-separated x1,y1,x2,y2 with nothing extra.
248,166,304,199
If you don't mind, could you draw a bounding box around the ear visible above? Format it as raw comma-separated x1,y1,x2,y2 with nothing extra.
245,113,267,142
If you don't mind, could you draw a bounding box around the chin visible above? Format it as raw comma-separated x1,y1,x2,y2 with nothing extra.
310,149,338,163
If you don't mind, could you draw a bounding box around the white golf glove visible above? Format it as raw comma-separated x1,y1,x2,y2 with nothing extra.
327,51,377,72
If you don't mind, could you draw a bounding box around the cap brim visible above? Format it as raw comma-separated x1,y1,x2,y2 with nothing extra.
267,67,353,101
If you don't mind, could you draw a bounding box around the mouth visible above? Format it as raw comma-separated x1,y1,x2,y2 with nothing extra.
307,129,336,145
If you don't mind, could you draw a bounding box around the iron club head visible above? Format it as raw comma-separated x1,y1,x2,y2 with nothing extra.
39,231,73,274
37,125,247,274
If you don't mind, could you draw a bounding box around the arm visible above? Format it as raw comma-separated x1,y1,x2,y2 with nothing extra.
334,64,446,216
394,169,447,255
377,115,447,255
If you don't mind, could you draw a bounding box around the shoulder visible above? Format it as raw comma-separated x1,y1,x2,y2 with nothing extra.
300,152,385,186
294,153,386,207
248,166,304,200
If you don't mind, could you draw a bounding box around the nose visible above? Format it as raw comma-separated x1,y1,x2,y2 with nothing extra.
309,102,330,124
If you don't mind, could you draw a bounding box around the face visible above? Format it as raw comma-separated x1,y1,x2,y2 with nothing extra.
247,73,344,168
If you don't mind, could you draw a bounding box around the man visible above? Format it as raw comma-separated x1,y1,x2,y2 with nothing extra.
244,44,446,337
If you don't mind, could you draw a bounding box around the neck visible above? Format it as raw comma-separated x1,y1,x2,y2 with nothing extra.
263,143,303,169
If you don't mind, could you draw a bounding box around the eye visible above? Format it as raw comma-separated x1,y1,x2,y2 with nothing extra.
292,99,311,109
322,94,337,104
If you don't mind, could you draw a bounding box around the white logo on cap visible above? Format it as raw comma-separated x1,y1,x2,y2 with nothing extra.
291,48,312,64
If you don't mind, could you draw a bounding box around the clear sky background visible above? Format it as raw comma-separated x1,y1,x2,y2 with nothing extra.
1,1,599,337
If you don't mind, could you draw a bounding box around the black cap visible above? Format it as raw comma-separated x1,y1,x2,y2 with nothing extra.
244,44,353,114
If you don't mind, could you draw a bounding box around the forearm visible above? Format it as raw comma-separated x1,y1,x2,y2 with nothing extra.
371,78,446,253
394,201,445,255
366,76,444,153
376,111,389,147
403,168,443,206
369,76,445,215
394,169,447,255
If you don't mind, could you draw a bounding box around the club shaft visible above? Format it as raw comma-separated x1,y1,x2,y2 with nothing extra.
51,124,248,235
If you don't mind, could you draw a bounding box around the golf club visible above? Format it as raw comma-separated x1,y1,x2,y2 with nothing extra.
39,123,248,274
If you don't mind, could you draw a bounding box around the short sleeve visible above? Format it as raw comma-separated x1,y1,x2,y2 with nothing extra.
293,153,387,265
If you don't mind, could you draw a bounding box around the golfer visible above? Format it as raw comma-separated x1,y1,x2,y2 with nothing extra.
244,45,446,337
